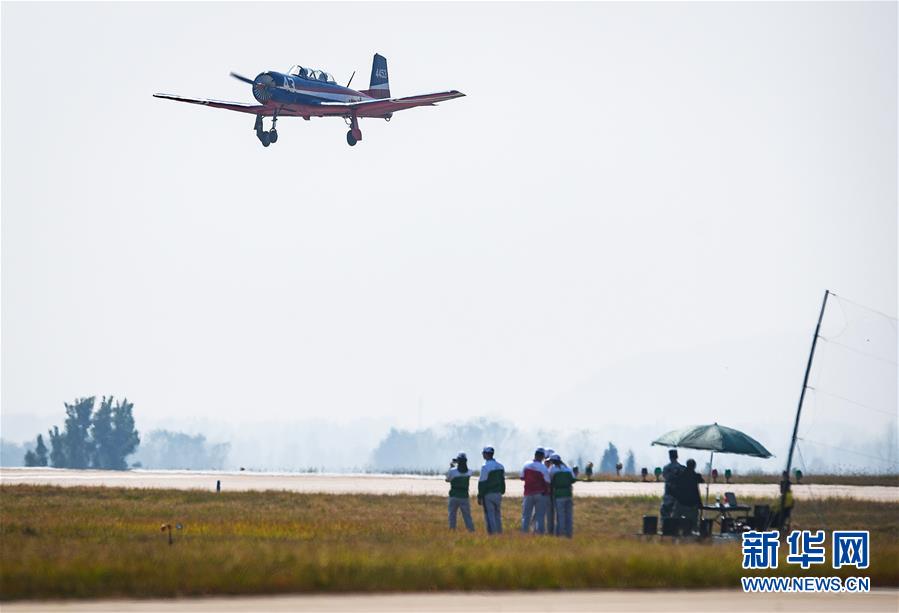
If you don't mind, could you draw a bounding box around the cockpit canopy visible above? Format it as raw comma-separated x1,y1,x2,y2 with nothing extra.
288,65,336,84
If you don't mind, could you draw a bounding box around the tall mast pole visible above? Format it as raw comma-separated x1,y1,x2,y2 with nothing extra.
780,290,830,522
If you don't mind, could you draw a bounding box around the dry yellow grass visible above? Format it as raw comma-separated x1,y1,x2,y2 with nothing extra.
1,485,896,599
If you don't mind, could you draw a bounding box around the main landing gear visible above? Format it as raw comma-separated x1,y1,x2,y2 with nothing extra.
253,112,364,147
345,114,362,147
255,114,278,147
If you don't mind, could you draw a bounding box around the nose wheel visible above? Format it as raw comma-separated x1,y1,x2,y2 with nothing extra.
255,114,278,147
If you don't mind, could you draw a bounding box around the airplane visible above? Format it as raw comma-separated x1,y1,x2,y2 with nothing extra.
154,54,464,147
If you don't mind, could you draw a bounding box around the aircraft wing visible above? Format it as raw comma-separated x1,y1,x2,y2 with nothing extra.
153,90,465,119
153,93,268,114
322,90,465,117
153,93,332,118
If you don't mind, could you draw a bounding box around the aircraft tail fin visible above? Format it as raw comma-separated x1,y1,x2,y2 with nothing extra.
364,53,390,99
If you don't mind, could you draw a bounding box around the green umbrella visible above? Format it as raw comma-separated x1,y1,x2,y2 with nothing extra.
652,423,773,501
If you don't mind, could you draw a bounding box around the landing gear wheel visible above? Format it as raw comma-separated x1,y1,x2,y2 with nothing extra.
269,130,278,144
259,131,271,147
346,130,357,147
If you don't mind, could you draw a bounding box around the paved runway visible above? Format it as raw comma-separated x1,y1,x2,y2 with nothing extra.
3,590,898,612
2,467,897,501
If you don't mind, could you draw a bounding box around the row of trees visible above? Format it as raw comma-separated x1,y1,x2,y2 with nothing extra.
595,442,636,475
24,396,140,470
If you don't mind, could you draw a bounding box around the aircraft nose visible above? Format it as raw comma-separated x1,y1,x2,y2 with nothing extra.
252,73,276,103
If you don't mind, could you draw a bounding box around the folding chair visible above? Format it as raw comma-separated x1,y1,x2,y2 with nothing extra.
751,504,771,530
768,506,792,533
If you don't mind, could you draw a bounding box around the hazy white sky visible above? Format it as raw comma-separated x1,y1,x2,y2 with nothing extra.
2,2,896,465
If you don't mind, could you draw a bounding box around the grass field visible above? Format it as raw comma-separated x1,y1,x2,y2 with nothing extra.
1,485,897,600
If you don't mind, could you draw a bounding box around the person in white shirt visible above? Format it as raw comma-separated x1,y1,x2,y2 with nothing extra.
543,447,556,530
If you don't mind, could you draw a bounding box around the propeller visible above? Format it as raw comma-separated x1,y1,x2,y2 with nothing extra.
346,71,356,88
251,73,276,103
230,72,255,85
232,71,276,103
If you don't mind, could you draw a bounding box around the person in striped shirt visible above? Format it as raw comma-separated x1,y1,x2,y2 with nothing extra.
549,453,576,538
477,446,505,534
445,452,475,532
520,447,551,534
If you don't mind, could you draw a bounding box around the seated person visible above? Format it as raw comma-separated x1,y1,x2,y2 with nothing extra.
769,479,794,529
672,458,703,532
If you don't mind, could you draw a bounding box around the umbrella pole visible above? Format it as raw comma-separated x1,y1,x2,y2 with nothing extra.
706,451,713,503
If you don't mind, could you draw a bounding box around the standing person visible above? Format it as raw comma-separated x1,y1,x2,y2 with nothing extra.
549,454,576,538
477,446,506,534
672,458,703,532
445,452,475,532
769,479,794,530
520,447,551,534
543,448,556,531
585,462,594,481
660,449,684,519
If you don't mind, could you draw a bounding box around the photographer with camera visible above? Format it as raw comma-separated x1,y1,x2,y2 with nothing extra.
445,452,475,532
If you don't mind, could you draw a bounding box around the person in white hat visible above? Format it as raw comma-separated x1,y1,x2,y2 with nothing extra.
477,446,505,534
445,452,475,532
543,447,556,531
549,453,576,537
520,447,551,534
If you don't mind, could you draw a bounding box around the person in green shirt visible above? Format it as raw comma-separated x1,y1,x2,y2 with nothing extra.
445,452,474,532
549,454,575,538
477,446,506,534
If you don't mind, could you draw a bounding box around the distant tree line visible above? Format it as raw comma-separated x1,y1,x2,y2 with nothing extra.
24,396,140,470
132,430,229,470
368,419,643,476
